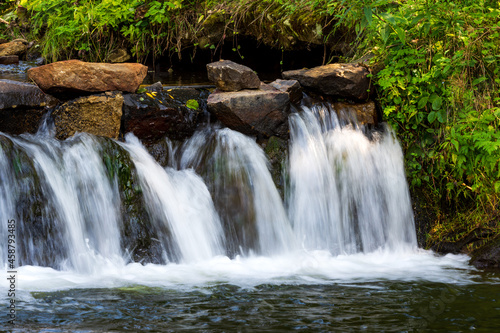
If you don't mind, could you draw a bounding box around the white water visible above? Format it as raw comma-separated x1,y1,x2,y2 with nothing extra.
0,104,477,293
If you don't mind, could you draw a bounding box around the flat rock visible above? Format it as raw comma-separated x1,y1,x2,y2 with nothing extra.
0,39,28,57
207,84,290,139
207,60,260,92
332,101,377,125
0,55,19,65
122,88,210,143
52,92,123,140
27,60,148,98
282,63,372,101
269,79,303,103
0,80,58,135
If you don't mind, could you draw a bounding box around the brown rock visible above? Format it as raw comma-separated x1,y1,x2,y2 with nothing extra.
207,85,290,139
0,55,19,65
27,60,148,98
207,60,260,92
0,39,28,57
52,92,123,140
269,79,303,103
332,101,377,125
282,63,372,101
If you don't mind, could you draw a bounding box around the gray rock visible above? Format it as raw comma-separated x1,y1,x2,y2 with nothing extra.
269,79,303,103
207,60,260,92
207,84,290,139
282,63,372,101
0,80,58,134
122,88,210,143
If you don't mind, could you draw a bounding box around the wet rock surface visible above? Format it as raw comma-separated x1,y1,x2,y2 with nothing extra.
122,87,210,143
0,39,28,57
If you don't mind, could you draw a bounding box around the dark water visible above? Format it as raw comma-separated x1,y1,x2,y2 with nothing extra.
4,273,498,332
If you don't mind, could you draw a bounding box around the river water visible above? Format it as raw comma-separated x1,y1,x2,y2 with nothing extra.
0,64,499,331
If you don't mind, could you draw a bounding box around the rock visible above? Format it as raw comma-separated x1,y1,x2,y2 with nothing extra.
108,48,131,63
52,92,123,140
207,84,290,139
207,60,260,92
122,88,210,143
144,82,163,92
332,101,377,125
269,79,303,103
0,55,19,65
27,60,148,98
263,136,288,199
0,80,59,135
0,39,28,57
470,237,500,270
282,63,372,101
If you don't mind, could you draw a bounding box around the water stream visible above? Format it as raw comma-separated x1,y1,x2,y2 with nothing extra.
0,103,498,331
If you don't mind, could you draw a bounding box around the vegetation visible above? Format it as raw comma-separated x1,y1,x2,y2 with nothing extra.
1,0,499,251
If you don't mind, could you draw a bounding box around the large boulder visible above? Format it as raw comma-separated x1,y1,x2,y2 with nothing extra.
282,63,372,101
0,39,28,57
52,92,123,140
207,60,260,92
122,87,210,143
332,101,378,125
207,83,290,139
27,60,148,98
0,80,58,135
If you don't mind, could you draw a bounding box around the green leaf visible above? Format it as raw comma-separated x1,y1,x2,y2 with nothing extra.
472,77,488,86
186,99,199,110
395,27,406,44
428,111,437,123
364,6,372,27
418,96,428,109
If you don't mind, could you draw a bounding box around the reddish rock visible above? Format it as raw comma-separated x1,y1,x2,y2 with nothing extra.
282,63,372,101
207,60,260,92
27,60,148,98
207,84,290,139
332,101,377,125
0,39,28,57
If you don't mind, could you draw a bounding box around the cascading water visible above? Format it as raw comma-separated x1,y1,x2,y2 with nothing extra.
0,101,474,293
288,103,417,254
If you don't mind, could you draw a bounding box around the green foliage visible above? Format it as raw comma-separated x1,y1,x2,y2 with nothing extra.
185,99,199,110
351,0,500,240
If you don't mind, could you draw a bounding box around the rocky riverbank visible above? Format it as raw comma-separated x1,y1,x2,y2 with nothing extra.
0,55,498,270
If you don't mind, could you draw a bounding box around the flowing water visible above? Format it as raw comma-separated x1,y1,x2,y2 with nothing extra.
0,104,499,331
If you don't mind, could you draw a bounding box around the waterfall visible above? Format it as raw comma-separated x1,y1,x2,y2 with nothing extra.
288,104,417,254
0,102,417,272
